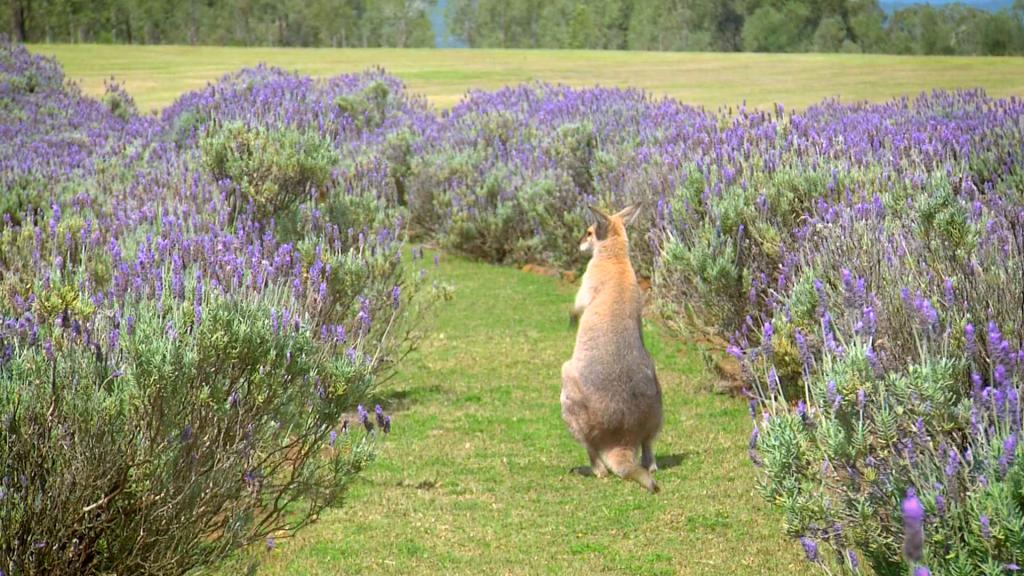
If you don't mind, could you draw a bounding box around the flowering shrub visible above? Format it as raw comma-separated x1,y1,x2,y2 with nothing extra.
404,84,718,270
0,42,441,574
737,97,1024,573
200,122,336,221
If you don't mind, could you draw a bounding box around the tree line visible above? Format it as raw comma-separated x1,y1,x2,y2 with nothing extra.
4,0,1024,55
2,0,436,47
447,0,1024,55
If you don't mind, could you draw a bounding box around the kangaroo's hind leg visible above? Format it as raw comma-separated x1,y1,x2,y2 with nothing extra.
586,444,608,478
562,362,607,477
641,440,657,473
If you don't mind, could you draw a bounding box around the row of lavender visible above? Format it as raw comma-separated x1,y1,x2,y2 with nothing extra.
0,45,441,573
4,40,1023,573
410,80,1024,574
735,94,1024,575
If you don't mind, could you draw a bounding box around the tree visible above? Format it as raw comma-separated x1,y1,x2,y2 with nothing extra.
981,10,1019,55
742,3,813,52
813,14,846,52
918,6,953,54
8,0,30,41
847,0,886,52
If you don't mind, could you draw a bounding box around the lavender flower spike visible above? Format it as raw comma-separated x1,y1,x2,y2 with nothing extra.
800,537,819,563
902,489,925,561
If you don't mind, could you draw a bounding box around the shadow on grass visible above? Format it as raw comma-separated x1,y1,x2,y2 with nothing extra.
374,383,443,412
655,452,689,470
568,452,690,477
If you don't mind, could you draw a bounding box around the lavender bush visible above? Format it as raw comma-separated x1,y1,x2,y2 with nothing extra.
736,96,1024,572
0,43,441,574
404,83,718,271
4,36,1024,574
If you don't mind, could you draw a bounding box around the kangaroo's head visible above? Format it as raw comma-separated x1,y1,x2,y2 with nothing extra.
579,203,642,256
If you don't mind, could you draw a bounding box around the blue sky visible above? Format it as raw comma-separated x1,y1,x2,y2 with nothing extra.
880,0,1015,9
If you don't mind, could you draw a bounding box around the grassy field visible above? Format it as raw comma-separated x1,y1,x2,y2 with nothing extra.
215,254,800,575
30,43,1024,112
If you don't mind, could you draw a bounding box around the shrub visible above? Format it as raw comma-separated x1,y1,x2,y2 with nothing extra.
0,42,436,575
200,122,336,221
0,292,383,575
102,80,138,121
741,105,1024,572
334,79,392,131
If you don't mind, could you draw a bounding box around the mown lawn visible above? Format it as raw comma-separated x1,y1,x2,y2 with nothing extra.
30,43,1024,111
216,254,801,575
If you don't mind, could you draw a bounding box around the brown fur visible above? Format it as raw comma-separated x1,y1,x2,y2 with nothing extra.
561,204,663,494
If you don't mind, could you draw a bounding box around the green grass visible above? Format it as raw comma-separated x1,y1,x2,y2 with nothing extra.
215,254,801,575
30,43,1024,112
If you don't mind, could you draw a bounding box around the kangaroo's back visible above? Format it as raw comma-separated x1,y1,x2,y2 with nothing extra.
573,250,660,437
560,203,663,493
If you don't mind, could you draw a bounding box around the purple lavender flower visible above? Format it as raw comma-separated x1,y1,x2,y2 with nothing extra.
193,272,203,327
357,297,371,334
761,321,774,356
980,514,991,539
794,329,812,371
1000,433,1018,478
943,278,954,305
995,364,1008,386
913,568,931,576
391,285,401,309
800,537,819,563
902,489,925,561
328,430,337,447
945,449,959,480
796,400,809,425
357,404,372,432
989,321,1006,362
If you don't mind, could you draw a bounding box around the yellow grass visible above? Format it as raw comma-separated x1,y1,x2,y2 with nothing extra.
29,43,1024,112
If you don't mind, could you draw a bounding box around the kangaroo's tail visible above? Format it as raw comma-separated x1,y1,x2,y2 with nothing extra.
602,446,659,494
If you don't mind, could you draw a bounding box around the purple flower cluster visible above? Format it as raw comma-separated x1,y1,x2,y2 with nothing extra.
1,42,422,571
1,43,413,377
735,92,1024,573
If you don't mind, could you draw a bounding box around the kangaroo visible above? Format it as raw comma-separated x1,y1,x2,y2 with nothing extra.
561,203,663,493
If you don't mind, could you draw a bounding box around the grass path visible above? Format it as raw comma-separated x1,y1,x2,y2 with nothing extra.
224,254,801,575
30,43,1024,112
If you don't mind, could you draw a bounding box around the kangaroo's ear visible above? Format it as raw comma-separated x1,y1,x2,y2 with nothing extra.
588,205,610,222
614,203,643,226
588,205,610,240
